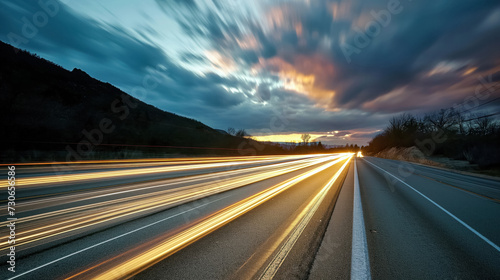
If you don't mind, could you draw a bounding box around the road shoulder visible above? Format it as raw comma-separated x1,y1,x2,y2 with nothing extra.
308,161,354,279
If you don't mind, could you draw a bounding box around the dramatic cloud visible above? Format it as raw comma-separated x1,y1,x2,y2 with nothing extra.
1,0,499,145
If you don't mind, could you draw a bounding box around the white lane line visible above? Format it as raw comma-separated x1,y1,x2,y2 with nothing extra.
351,159,372,280
7,195,230,280
363,158,500,253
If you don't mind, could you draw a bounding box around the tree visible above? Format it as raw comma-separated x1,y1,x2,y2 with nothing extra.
235,129,249,137
385,113,420,147
227,127,236,136
423,108,458,132
301,133,311,144
455,111,467,135
318,141,324,150
472,116,496,136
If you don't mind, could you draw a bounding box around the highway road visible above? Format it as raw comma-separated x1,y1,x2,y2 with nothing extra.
1,154,499,279
310,156,500,280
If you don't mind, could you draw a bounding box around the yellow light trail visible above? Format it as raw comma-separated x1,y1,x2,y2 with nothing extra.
10,155,327,176
0,155,295,167
9,157,279,174
11,157,318,211
0,155,342,251
0,155,320,189
13,154,341,212
68,155,352,279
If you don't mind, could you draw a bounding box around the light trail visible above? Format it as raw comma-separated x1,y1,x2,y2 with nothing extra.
0,154,319,189
0,155,297,167
4,195,231,280
10,156,284,175
14,154,341,211
67,155,352,279
7,155,317,176
0,154,342,251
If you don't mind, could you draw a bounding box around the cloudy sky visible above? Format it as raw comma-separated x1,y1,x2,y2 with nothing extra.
1,0,499,145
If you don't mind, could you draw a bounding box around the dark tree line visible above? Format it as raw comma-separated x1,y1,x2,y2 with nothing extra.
364,108,500,168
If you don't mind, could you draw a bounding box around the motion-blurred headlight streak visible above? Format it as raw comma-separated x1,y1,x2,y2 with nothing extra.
15,154,342,211
0,155,321,189
4,155,310,177
0,155,303,167
0,155,342,251
73,155,351,279
2,155,335,228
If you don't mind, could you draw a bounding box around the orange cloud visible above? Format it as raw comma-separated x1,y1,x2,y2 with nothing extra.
295,22,303,36
205,50,236,75
265,5,301,34
258,55,337,108
236,34,260,50
266,7,287,30
329,2,352,20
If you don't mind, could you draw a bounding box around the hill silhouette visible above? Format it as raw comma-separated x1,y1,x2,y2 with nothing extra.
0,41,283,162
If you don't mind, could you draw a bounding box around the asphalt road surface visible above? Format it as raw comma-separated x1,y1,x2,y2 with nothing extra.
1,154,499,279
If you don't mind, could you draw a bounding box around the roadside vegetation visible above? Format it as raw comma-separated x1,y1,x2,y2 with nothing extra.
363,108,500,171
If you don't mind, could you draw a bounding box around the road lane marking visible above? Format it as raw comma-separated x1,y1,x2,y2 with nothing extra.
259,155,352,279
351,159,371,280
363,158,500,253
6,195,230,280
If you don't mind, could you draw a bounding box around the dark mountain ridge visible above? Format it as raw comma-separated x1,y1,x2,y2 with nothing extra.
0,41,281,162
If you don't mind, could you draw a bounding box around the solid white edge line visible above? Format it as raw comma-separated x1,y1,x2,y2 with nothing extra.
363,158,500,253
7,195,230,280
351,159,371,280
